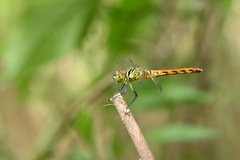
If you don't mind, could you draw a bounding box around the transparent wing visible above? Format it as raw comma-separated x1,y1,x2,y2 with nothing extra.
149,73,163,92
140,71,163,92
128,58,138,67
135,70,163,92
114,54,135,70
137,78,157,90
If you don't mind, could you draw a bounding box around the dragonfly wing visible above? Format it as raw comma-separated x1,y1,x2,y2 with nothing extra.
114,54,133,70
148,73,163,92
128,58,137,67
137,78,157,90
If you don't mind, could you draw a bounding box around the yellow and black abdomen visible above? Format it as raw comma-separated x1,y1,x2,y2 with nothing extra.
144,67,202,79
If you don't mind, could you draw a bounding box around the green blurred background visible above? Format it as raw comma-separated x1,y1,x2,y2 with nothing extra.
0,0,239,159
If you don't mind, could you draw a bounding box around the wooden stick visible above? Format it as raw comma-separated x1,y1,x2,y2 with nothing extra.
108,93,155,160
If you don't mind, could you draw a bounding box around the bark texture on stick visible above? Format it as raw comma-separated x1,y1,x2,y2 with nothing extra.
109,93,155,160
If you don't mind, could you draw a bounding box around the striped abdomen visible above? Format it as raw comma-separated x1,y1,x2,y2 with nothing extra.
144,67,202,79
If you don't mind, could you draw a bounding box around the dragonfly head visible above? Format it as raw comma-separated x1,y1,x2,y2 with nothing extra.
113,71,124,83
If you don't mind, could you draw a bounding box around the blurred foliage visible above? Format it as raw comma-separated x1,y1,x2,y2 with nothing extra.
72,108,93,142
2,0,98,89
108,0,156,54
131,80,212,111
0,0,240,160
146,123,216,143
66,148,94,160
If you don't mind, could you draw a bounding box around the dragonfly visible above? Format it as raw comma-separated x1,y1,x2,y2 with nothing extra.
113,54,203,108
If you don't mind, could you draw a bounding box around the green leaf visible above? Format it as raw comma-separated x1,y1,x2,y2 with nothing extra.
2,0,98,86
145,123,216,143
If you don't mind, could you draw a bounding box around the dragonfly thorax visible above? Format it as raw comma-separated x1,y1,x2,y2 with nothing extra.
126,67,146,82
113,67,147,84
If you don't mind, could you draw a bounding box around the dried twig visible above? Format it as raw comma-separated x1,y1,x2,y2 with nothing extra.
108,93,155,160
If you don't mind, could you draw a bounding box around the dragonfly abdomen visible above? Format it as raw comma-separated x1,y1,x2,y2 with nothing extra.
145,67,202,78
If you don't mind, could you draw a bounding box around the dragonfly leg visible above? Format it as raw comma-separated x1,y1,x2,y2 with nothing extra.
115,83,125,95
127,83,138,109
121,83,128,95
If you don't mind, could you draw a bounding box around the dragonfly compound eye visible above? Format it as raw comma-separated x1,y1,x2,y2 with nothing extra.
113,73,116,80
113,71,119,80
